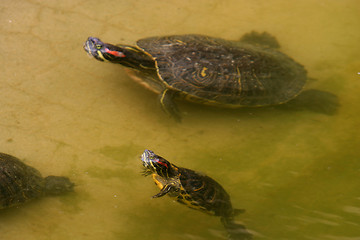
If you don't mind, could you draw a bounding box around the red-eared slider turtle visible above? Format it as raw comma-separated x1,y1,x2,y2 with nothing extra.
0,152,74,209
141,149,252,240
84,32,307,121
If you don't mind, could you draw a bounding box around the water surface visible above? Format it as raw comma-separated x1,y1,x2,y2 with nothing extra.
0,0,360,239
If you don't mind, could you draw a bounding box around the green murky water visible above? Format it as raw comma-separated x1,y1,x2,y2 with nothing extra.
1,0,360,239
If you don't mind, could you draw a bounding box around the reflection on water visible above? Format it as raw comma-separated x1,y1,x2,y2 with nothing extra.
1,0,360,239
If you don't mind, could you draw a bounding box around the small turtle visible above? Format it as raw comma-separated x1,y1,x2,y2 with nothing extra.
84,32,307,121
141,149,252,240
0,152,74,209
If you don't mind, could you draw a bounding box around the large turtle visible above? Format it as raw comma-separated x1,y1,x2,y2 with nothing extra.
84,32,307,121
141,149,252,240
0,152,74,209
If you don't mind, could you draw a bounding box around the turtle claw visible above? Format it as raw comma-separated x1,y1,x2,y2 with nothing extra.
233,208,246,216
152,184,173,198
141,168,153,177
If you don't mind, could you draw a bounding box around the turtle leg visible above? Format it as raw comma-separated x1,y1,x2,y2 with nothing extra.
233,208,246,216
158,89,181,122
152,184,174,198
239,31,280,49
221,217,253,240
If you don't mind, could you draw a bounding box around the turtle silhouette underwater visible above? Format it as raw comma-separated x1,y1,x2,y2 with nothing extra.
84,31,307,121
141,149,252,240
0,152,74,209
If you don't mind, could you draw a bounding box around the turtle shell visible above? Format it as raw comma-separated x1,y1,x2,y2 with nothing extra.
0,153,44,209
136,34,307,106
173,167,234,218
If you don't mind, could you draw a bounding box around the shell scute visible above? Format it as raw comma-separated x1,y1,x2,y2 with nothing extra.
137,34,307,106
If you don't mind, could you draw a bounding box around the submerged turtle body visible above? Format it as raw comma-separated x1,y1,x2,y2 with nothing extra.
0,153,74,209
141,149,252,240
84,32,307,120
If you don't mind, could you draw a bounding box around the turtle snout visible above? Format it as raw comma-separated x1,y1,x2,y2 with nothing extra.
83,37,104,59
141,149,155,168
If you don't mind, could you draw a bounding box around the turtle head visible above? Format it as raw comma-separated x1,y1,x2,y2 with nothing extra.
84,37,125,62
141,150,176,178
44,176,74,195
83,37,155,70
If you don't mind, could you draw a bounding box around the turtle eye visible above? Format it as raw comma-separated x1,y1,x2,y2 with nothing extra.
95,44,102,50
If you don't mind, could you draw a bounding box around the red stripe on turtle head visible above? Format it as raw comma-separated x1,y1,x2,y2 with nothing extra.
154,158,168,168
105,48,125,57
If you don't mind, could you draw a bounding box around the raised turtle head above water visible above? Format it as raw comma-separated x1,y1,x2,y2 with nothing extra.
141,149,176,178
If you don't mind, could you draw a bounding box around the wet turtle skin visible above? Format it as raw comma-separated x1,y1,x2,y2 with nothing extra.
0,152,74,209
84,32,307,121
141,149,252,240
